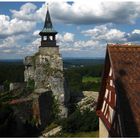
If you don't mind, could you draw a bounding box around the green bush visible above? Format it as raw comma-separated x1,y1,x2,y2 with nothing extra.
61,108,98,133
0,62,24,85
3,80,10,91
82,81,101,91
0,104,16,137
82,82,94,91
65,69,82,94
27,79,35,91
50,95,61,122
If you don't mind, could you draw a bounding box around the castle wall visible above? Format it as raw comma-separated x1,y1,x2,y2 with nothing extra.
39,47,59,56
24,46,69,122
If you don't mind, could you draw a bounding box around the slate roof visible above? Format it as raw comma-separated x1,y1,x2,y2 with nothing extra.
97,44,140,137
40,7,57,35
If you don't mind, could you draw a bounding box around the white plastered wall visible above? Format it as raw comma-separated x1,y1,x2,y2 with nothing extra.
99,68,116,137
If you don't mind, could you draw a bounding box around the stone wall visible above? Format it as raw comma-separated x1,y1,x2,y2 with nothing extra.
9,82,26,91
24,56,35,82
24,46,69,123
39,47,59,56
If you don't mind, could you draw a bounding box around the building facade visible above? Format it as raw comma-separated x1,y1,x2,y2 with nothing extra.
96,44,140,137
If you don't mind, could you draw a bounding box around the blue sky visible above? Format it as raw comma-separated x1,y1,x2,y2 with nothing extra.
1,1,140,59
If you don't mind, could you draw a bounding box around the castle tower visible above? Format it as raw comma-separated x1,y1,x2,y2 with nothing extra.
24,6,69,127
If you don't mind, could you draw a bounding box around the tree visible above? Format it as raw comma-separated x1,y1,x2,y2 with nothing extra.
3,80,10,91
61,108,99,133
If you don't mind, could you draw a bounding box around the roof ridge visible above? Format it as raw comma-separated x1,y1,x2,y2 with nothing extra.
108,44,140,48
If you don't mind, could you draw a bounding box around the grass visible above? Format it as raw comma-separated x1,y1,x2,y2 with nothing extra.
82,76,101,83
92,83,101,92
82,76,101,92
50,131,99,138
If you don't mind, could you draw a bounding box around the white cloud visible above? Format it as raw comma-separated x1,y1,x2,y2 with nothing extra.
0,36,16,49
73,40,99,49
1,1,140,59
0,15,10,31
8,18,36,34
0,14,36,38
58,32,102,56
0,31,39,58
36,3,48,21
9,1,140,25
31,38,40,47
11,3,37,21
59,24,140,57
0,2,39,57
2,49,14,53
49,1,140,24
63,33,74,42
57,32,74,42
132,29,140,34
127,29,140,42
11,2,47,22
82,24,127,42
33,30,40,37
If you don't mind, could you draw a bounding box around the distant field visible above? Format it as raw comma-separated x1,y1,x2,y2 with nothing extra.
82,76,101,92
82,76,101,83
63,58,104,68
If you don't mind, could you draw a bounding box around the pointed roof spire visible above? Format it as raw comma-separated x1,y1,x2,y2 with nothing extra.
44,3,52,29
39,3,57,35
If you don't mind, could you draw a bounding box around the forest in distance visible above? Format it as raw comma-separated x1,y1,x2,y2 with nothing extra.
0,58,104,90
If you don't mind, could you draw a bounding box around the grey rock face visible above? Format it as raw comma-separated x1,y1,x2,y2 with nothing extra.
24,47,69,119
24,56,35,82
9,83,26,91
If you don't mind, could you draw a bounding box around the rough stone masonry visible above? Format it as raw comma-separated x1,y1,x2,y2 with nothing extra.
24,47,68,112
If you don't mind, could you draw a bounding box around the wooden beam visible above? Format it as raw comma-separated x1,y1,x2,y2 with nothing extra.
106,85,115,92
96,49,111,111
97,110,111,131
104,97,115,109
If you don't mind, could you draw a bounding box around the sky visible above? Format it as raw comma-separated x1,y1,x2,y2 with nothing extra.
1,0,140,59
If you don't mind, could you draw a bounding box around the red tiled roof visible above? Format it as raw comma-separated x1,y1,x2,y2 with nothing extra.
97,44,140,137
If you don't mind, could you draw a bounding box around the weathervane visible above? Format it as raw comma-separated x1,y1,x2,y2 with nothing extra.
47,3,49,10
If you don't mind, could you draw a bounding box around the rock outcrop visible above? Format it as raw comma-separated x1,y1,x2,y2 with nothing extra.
77,91,98,111
24,47,69,126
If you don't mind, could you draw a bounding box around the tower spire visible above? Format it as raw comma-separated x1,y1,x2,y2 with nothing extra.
39,4,58,47
44,3,53,29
